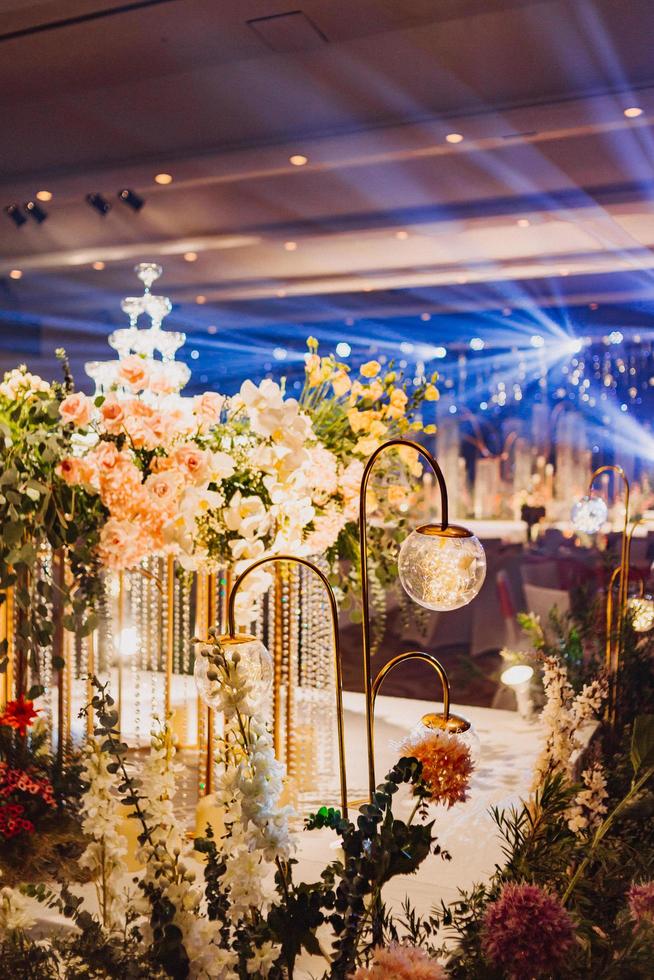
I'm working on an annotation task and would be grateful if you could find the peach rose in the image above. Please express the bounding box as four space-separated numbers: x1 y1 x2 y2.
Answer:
332 372 351 398
56 457 96 487
117 354 149 392
99 398 125 434
59 392 92 428
173 444 211 484
360 360 381 379
97 518 144 570
145 470 183 511
194 392 225 428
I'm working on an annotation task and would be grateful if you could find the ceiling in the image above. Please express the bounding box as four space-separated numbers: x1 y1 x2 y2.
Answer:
1 0 654 387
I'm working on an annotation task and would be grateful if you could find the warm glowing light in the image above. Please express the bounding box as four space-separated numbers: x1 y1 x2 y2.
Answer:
624 107 643 118
470 337 485 351
398 525 486 611
276 289 287 297
284 241 297 251
289 154 308 166
117 626 139 659
501 664 534 687
395 230 409 240
154 172 173 184
530 334 545 348
196 295 207 304
336 342 351 357
421 312 431 322
183 251 198 262
273 347 287 360
207 324 218 335
628 595 654 632
9 269 22 280
36 190 52 202
446 133 464 143
571 495 608 534
433 346 447 358
516 218 530 227
92 261 105 271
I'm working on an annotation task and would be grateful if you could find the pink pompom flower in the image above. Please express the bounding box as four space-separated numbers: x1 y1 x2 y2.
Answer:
481 883 575 977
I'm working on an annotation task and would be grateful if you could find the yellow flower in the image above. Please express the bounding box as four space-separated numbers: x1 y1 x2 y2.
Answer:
348 380 365 405
384 371 397 384
361 360 381 378
386 387 408 419
347 408 366 433
398 444 423 477
355 435 380 457
430 371 439 383
424 384 439 401
366 380 384 401
387 485 408 507
307 336 319 351
368 419 387 439
332 372 351 397
423 424 437 435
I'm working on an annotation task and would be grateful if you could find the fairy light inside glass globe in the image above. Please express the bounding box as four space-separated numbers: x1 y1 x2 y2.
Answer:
628 595 654 633
194 633 273 709
571 495 608 534
398 523 486 611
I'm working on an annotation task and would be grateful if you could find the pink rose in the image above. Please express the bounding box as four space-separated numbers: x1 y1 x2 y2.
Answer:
149 371 178 395
59 392 92 428
173 443 211 484
117 355 149 392
99 398 125 434
90 441 122 472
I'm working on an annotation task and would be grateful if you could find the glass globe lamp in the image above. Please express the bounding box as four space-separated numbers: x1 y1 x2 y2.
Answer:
571 495 608 534
627 595 654 633
418 711 481 764
194 633 273 709
398 524 486 611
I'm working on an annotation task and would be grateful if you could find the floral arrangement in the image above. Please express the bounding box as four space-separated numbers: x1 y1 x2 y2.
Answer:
46 339 437 622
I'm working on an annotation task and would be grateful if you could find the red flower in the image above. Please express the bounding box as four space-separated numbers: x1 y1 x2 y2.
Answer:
0 695 39 736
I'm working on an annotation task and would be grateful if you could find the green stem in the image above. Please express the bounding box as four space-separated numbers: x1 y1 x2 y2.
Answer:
562 765 654 905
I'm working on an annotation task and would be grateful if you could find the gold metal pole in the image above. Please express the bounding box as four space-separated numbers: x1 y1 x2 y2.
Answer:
165 555 174 718
358 438 450 797
0 587 13 709
116 571 125 737
86 629 95 740
228 554 349 818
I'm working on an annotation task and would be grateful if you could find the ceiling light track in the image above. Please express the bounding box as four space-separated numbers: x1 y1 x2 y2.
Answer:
0 0 180 45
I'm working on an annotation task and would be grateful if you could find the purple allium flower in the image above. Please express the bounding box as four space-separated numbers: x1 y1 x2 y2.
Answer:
628 880 654 925
481 883 575 977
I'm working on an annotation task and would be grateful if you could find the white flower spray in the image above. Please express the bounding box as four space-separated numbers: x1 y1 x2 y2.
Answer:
78 738 127 930
533 656 608 835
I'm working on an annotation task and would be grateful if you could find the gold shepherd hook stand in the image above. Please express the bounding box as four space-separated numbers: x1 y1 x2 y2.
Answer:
227 554 349 819
359 438 475 799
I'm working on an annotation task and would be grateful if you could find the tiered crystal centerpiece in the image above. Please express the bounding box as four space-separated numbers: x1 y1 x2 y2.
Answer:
85 262 190 395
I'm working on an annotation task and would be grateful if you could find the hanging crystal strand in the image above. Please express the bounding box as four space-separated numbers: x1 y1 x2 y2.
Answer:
195 573 206 795
132 568 143 745
39 545 54 741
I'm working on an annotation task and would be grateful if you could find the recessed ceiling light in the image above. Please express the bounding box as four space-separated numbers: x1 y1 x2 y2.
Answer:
289 154 308 166
420 312 431 321
207 324 217 334
196 295 207 304
284 241 297 251
559 267 569 276
456 274 468 284
92 261 105 270
276 289 287 297
516 218 530 227
445 132 464 143
35 190 52 202
624 107 643 118
9 269 22 279
183 251 198 262
154 172 173 185
395 230 409 240
362 285 372 292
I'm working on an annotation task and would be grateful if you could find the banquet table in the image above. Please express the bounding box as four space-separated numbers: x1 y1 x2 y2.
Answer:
30 692 541 975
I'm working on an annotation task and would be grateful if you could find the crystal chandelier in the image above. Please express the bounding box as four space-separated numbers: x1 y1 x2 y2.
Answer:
85 262 190 395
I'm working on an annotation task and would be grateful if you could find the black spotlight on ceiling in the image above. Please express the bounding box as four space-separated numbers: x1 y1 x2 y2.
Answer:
24 200 48 223
118 188 144 211
86 193 111 216
5 204 27 227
